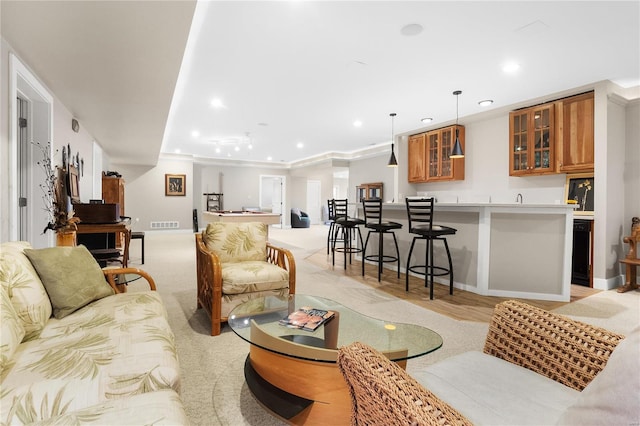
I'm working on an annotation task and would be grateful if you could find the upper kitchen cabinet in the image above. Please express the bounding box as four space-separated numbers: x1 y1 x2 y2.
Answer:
556 92 594 173
509 104 555 176
408 133 427 182
408 125 465 183
427 125 465 181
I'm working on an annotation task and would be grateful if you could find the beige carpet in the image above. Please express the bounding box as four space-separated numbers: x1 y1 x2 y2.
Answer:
125 226 640 426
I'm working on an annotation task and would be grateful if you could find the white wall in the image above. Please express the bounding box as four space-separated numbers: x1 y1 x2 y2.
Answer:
113 158 193 232
1 40 101 245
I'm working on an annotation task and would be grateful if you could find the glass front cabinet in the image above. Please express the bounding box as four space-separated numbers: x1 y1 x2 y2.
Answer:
407 125 465 183
509 104 555 176
356 182 383 201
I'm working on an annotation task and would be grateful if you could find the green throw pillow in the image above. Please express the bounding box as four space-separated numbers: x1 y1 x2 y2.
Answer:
24 245 115 319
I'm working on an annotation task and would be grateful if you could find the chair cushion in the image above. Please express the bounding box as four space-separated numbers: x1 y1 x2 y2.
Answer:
0 242 53 340
24 245 114 319
0 283 25 374
221 261 289 295
413 350 580 425
556 325 640 425
202 222 267 263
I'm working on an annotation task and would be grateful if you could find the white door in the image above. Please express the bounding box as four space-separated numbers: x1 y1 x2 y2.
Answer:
12 54 54 248
260 175 286 228
306 180 321 225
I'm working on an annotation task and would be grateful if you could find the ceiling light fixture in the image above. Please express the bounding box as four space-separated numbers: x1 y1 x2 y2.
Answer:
388 113 398 167
353 120 362 127
451 90 464 158
421 117 433 124
478 100 493 107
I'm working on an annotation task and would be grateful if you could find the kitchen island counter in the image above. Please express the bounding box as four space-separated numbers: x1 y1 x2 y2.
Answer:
357 202 577 301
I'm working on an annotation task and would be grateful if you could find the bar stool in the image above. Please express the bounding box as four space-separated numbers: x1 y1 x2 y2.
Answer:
332 199 364 269
361 198 402 281
326 199 337 255
405 197 457 300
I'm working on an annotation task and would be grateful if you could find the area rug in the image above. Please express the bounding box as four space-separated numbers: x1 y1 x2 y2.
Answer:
132 231 638 426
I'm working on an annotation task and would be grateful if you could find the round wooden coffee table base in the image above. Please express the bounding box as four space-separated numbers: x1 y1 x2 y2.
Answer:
245 345 352 425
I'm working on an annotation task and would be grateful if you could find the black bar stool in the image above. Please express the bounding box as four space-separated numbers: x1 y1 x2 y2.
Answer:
361 198 402 281
405 197 457 300
326 199 337 255
331 199 364 269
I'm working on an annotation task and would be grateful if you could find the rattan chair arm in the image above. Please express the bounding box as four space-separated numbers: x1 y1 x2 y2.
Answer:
483 300 624 391
266 242 296 294
102 267 157 293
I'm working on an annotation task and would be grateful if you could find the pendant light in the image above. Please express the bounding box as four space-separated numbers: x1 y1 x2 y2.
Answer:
387 113 398 167
450 90 464 158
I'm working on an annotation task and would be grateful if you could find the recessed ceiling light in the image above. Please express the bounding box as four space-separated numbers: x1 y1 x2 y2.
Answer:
211 98 225 108
478 100 494 107
401 23 423 36
296 142 304 149
421 117 433 124
191 130 199 138
502 62 520 73
234 146 240 152
267 156 273 161
248 144 253 150
353 120 362 127
174 149 181 154
215 148 221 154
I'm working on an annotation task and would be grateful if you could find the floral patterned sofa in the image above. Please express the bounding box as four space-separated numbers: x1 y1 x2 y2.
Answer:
0 241 188 425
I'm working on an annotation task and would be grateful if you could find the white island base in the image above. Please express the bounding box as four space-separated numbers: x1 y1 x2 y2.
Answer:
360 203 577 302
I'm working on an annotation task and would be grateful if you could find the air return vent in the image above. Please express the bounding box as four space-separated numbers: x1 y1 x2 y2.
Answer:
150 221 179 229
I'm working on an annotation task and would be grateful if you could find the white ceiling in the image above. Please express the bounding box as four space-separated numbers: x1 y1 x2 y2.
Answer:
3 1 639 167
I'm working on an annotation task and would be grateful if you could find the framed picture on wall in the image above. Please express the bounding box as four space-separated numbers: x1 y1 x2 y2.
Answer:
67 165 81 204
165 174 186 196
565 173 594 216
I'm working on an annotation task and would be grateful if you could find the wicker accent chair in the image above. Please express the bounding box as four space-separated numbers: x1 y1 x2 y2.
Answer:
195 222 296 336
338 342 472 426
338 300 628 425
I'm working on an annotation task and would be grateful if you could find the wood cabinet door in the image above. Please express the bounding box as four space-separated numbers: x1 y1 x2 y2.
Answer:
407 133 426 182
426 126 464 182
557 92 594 173
509 105 555 176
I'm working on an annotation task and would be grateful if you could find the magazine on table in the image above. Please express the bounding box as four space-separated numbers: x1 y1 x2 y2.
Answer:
279 306 335 332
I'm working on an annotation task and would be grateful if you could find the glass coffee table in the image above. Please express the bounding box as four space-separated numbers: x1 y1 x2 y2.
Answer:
228 294 442 425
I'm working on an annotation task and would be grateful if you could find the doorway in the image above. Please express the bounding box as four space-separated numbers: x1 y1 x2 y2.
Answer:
260 175 286 228
9 54 54 248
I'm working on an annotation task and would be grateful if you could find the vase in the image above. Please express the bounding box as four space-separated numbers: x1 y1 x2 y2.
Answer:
56 230 77 247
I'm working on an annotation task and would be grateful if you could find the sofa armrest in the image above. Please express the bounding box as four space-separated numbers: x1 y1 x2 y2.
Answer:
337 342 472 426
483 300 624 391
103 267 157 293
266 242 296 294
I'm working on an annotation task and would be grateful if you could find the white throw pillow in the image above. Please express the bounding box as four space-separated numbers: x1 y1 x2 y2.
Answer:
557 325 640 425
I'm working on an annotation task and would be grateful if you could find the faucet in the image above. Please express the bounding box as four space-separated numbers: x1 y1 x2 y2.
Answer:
516 193 523 204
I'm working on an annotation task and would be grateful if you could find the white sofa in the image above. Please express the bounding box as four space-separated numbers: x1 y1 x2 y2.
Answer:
338 300 640 425
0 241 188 425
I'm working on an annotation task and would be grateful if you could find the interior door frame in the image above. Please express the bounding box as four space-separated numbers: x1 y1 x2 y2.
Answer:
8 53 54 246
259 175 286 228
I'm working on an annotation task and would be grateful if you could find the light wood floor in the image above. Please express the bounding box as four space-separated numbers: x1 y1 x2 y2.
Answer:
308 250 599 323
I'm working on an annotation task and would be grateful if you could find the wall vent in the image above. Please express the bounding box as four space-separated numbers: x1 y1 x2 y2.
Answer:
150 221 179 229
